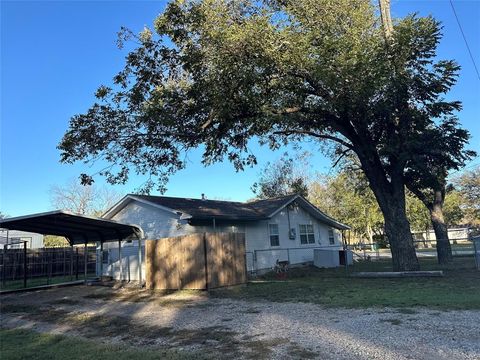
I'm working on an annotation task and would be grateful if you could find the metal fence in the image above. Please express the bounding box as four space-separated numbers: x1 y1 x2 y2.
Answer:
0 246 96 291
246 245 343 274
346 238 475 261
245 237 477 276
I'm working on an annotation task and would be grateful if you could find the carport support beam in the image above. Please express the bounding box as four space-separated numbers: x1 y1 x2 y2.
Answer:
23 241 27 288
84 241 88 284
118 239 122 282
99 240 103 280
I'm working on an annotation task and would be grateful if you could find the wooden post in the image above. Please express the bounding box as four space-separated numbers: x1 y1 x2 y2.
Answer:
137 239 143 287
118 239 122 282
203 233 209 290
23 241 27 288
84 242 88 284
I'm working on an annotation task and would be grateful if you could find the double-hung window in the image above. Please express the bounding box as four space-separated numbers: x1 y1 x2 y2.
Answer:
328 229 335 245
299 224 315 244
269 224 280 246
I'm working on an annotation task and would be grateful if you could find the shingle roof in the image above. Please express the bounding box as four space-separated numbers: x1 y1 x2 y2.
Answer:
132 194 266 220
126 194 349 230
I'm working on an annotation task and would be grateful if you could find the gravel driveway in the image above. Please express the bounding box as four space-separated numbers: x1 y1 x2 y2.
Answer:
1 286 479 359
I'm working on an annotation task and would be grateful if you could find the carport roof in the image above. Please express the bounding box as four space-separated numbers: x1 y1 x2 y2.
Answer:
0 210 143 245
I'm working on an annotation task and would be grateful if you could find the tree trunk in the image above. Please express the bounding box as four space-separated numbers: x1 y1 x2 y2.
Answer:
357 154 420 271
383 199 420 271
429 190 453 264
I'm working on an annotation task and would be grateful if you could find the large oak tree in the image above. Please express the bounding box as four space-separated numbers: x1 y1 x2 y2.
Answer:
59 0 472 271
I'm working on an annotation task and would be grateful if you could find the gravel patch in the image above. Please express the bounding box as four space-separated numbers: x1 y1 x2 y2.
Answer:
1 286 479 359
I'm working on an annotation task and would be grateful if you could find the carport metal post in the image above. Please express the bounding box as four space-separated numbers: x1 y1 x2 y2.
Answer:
118 239 122 282
100 240 104 280
84 241 88 284
23 240 27 288
2 243 7 287
70 244 74 281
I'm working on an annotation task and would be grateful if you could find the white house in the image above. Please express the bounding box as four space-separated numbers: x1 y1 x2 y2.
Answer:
99 194 350 279
0 229 44 249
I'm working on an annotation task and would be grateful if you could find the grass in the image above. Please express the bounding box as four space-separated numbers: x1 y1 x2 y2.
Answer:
211 257 480 310
0 328 203 360
0 273 96 291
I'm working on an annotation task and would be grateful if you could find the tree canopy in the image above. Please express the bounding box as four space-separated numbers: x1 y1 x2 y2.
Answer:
251 152 310 199
50 179 122 216
59 0 473 270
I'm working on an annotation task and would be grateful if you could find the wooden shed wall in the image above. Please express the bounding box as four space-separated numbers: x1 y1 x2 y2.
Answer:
145 232 246 290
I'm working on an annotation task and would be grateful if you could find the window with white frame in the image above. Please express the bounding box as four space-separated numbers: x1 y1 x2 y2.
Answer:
299 224 315 244
328 229 335 245
269 224 279 246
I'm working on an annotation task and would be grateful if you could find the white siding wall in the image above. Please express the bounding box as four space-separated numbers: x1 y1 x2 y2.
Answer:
245 204 342 271
99 199 344 279
0 229 44 249
97 240 145 281
99 200 245 280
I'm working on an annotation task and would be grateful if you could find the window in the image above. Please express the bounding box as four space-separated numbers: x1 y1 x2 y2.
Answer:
328 229 335 245
299 224 315 244
269 224 279 246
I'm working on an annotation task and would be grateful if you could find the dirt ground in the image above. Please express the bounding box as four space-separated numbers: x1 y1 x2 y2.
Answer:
1 285 479 359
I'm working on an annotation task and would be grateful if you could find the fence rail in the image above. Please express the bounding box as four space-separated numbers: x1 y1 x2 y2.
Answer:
0 246 96 290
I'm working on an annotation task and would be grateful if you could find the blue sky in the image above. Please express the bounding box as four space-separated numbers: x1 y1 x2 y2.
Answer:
1 0 479 217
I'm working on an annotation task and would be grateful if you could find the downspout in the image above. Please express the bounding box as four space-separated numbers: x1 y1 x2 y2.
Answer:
286 205 292 237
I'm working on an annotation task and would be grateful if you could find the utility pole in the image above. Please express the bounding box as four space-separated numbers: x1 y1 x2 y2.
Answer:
379 0 394 41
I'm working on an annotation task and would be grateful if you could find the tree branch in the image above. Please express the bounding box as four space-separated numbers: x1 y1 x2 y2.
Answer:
332 148 352 168
273 130 355 150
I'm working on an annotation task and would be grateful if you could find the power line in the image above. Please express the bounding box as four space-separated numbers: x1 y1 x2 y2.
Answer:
449 0 480 82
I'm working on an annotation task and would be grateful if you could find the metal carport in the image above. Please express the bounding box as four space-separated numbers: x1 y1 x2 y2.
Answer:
0 210 144 284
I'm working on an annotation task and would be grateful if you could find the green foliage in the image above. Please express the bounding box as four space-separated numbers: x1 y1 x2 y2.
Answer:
443 189 465 226
251 152 310 199
453 166 480 226
43 235 68 247
309 170 384 243
405 191 430 232
59 0 470 196
58 0 474 269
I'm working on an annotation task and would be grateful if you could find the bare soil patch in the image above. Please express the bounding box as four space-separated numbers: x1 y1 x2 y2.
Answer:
1 285 479 359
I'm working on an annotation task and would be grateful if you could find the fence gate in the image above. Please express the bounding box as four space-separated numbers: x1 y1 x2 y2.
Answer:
145 232 246 290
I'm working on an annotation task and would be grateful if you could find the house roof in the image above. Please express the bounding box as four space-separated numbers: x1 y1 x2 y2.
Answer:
132 194 266 220
104 194 350 230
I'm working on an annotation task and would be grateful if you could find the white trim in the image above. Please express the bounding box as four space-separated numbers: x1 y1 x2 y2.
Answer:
267 195 301 218
267 195 350 230
268 223 280 247
299 223 315 245
102 195 187 219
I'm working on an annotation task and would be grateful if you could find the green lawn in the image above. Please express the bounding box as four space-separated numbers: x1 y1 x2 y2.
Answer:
211 257 480 309
0 328 204 360
0 273 96 291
